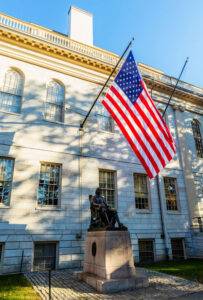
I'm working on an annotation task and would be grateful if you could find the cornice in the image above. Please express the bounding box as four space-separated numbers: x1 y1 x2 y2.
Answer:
0 18 202 107
0 26 114 76
0 41 108 86
143 76 203 107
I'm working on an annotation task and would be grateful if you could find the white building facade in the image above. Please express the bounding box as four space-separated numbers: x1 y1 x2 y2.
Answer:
0 7 202 274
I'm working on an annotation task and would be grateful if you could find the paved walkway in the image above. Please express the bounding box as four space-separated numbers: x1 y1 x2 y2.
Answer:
25 268 203 300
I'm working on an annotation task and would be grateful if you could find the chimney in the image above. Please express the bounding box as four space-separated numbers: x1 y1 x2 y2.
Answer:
68 6 93 46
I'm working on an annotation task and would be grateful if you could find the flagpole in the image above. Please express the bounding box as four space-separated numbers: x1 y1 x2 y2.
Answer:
162 57 189 117
80 38 134 130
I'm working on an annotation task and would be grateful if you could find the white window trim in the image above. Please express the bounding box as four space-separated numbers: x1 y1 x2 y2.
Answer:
138 238 155 263
32 241 59 271
0 156 15 207
44 80 65 123
0 68 24 114
163 177 181 214
191 119 203 159
98 168 118 209
0 242 5 264
134 173 152 213
171 238 187 260
36 161 62 208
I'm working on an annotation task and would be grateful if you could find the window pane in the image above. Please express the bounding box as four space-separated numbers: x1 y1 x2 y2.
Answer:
97 102 114 132
0 157 14 205
99 170 116 208
33 242 56 271
3 69 23 95
45 81 64 122
38 163 61 206
191 119 203 158
0 69 23 113
0 243 4 263
138 240 154 263
134 174 149 209
171 238 185 260
164 177 178 211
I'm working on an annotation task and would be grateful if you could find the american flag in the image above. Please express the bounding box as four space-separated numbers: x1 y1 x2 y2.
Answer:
102 51 176 179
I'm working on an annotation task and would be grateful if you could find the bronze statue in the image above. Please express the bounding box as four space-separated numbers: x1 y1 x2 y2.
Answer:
88 188 127 231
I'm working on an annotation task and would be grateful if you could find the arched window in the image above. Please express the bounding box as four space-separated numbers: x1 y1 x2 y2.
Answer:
191 119 203 158
45 80 65 122
0 69 24 113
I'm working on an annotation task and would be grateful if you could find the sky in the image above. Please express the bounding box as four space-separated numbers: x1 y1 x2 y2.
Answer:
0 0 203 87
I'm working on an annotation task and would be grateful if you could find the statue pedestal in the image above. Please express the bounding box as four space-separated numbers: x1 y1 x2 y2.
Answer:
78 231 149 293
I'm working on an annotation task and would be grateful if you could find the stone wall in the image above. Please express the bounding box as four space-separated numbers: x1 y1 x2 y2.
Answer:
0 51 202 274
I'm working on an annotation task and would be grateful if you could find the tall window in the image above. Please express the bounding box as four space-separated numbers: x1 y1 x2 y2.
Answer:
98 102 114 132
45 80 65 122
0 157 14 206
37 162 61 206
171 238 185 260
99 170 116 208
0 243 4 263
0 69 24 113
164 177 178 211
33 242 57 271
191 119 203 158
134 173 149 210
138 240 154 263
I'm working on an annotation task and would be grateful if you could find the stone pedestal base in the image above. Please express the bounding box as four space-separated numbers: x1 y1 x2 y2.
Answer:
79 230 149 293
78 271 149 293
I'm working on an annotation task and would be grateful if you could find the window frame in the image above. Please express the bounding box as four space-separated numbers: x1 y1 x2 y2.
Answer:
44 80 65 123
97 102 115 133
0 156 15 207
171 238 186 260
37 161 62 208
0 242 4 264
0 68 24 114
191 119 203 159
98 169 117 209
33 241 58 271
138 239 155 263
163 177 180 213
98 114 115 133
133 173 151 212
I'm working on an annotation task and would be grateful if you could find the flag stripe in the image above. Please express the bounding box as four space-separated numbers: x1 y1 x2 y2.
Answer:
109 86 167 167
155 108 176 150
141 90 176 152
135 97 174 160
110 84 171 165
141 79 170 137
143 92 170 139
101 51 176 178
103 96 158 176
138 94 175 156
102 99 155 178
105 93 161 173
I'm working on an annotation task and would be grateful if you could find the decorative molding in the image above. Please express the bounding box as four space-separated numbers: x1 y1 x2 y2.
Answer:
143 76 203 107
0 27 116 76
171 104 185 112
0 13 202 107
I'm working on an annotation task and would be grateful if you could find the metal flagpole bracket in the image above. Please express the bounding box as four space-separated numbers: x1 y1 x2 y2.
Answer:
79 37 134 130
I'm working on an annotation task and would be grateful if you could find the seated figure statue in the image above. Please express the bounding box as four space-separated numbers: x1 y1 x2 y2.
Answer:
88 187 127 231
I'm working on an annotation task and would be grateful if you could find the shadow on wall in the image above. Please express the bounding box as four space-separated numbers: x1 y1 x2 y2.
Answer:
0 75 201 272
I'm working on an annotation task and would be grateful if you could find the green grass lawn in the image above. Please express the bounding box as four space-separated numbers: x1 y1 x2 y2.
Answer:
142 259 203 283
0 274 40 300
